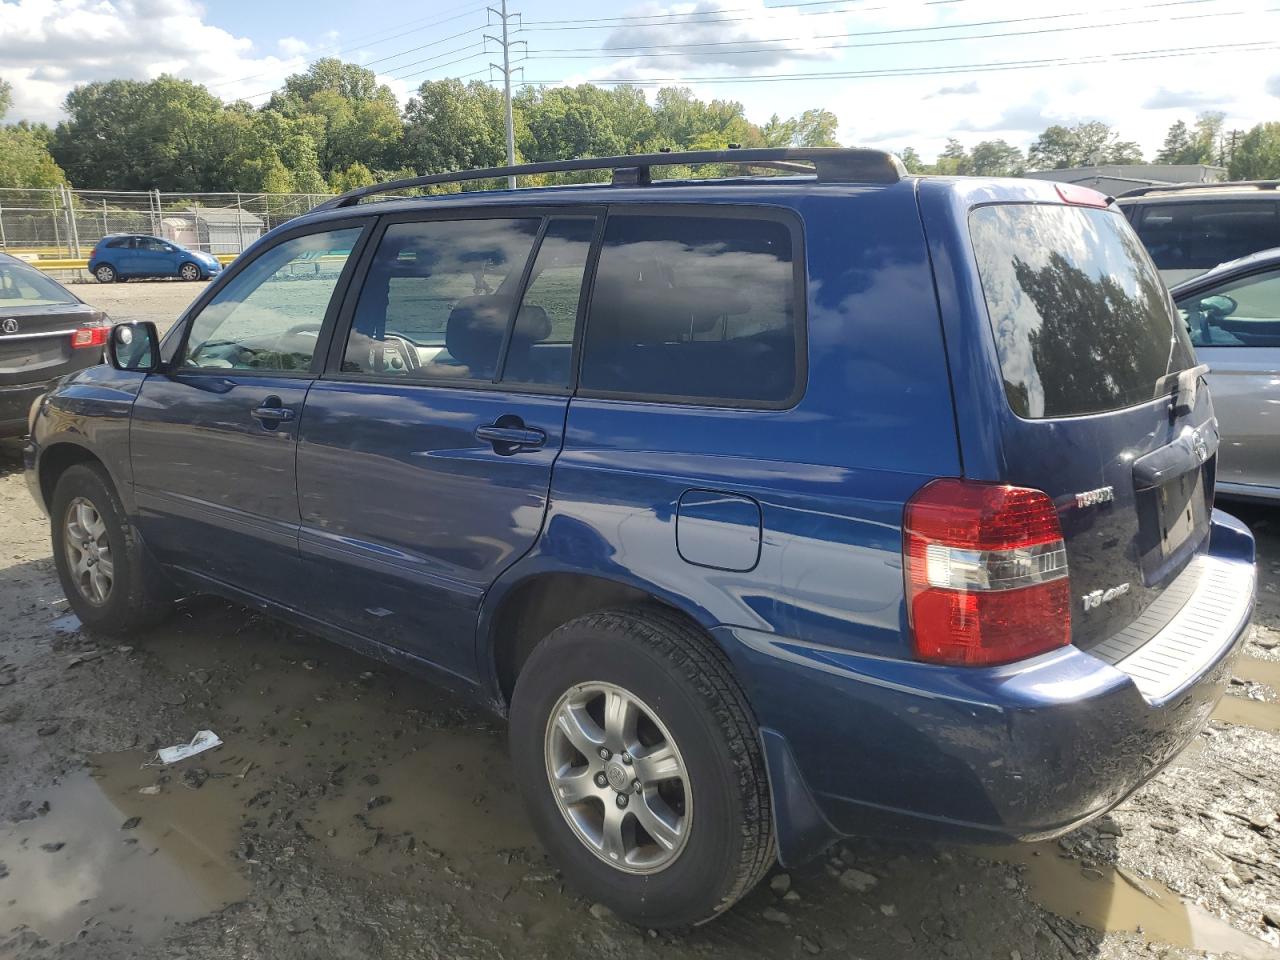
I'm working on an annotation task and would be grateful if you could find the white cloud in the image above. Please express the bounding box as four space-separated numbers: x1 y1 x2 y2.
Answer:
0 0 310 121
278 36 310 58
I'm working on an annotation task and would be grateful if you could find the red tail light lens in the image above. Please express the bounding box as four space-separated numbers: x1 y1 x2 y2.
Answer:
904 479 1070 666
71 325 109 349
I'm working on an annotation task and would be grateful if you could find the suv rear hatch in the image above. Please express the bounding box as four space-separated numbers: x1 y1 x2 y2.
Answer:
963 193 1212 653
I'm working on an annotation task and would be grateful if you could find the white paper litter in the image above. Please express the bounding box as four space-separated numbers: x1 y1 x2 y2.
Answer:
153 729 223 764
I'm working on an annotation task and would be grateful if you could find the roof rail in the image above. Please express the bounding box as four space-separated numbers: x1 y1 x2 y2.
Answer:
1116 179 1280 199
315 147 906 211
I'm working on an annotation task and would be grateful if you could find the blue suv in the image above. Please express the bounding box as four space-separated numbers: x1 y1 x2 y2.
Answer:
24 150 1256 928
88 234 222 283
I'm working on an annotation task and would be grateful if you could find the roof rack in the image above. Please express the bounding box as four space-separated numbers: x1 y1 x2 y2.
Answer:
1116 179 1280 199
315 147 906 211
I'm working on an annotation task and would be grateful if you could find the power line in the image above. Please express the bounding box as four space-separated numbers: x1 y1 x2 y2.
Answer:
529 3 1266 60
534 0 1215 53
520 37 1280 86
213 2 490 89
519 0 967 28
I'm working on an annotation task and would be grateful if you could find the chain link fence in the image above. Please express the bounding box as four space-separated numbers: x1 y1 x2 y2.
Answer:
0 187 333 261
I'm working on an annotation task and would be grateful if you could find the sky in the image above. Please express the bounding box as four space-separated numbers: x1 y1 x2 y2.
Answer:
2 0 1280 163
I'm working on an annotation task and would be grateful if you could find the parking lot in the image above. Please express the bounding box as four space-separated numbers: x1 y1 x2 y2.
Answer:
0 279 1273 959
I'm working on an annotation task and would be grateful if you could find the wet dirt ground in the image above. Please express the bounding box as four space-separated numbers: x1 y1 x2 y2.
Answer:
2 452 1280 959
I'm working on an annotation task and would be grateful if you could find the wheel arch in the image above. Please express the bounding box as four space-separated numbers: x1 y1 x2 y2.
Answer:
37 441 112 513
479 564 724 711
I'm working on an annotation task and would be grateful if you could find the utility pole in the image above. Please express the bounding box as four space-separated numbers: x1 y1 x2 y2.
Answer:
487 0 525 189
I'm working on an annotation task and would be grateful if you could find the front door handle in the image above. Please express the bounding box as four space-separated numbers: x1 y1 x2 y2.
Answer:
475 422 547 451
251 396 295 429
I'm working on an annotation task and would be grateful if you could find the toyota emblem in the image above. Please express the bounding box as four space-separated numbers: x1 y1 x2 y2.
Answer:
1192 429 1209 464
0 318 17 335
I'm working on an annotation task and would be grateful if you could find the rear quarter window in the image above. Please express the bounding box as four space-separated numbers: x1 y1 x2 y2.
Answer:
580 212 802 406
969 203 1195 419
1134 200 1280 272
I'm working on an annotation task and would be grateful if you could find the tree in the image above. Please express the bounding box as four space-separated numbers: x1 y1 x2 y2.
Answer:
0 124 68 188
1028 121 1142 169
897 147 928 173
0 79 11 119
52 76 227 189
330 162 376 193
1156 112 1226 166
934 138 973 175
268 59 402 177
1229 122 1280 180
1155 120 1195 164
763 109 839 148
970 140 1024 177
1193 110 1225 166
404 79 508 174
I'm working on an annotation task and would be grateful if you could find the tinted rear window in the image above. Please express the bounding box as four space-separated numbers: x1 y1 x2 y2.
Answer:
1133 200 1280 272
580 214 800 405
970 203 1195 419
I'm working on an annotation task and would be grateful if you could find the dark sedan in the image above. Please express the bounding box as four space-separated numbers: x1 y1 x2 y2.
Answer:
0 253 109 437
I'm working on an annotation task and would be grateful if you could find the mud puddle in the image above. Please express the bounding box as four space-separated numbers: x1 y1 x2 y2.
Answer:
1212 695 1280 733
1235 655 1280 692
991 844 1280 959
0 752 247 946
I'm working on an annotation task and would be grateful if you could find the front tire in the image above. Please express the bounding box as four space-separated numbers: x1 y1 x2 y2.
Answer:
509 607 774 927
179 262 201 281
50 463 174 633
94 264 116 283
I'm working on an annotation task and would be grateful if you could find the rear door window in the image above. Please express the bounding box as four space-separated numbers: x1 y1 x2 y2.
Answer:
580 212 801 406
969 203 1195 419
342 218 542 382
1134 200 1280 272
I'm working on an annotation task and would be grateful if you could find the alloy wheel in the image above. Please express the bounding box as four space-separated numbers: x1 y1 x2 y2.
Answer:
544 681 692 874
63 497 113 605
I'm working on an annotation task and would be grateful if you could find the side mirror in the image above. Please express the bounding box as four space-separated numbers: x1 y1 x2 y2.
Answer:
107 321 161 373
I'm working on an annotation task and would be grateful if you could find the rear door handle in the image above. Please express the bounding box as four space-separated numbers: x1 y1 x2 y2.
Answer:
475 423 547 449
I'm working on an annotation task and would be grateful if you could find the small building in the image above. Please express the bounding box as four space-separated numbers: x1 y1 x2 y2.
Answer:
1023 164 1227 197
160 207 263 254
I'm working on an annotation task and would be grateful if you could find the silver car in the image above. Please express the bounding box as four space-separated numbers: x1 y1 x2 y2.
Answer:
1172 247 1280 501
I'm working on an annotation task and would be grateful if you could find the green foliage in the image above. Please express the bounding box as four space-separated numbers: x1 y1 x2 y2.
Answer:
970 140 1025 177
1028 121 1143 169
330 162 377 193
1156 112 1226 166
0 124 68 188
0 79 12 119
405 79 509 173
763 109 839 148
1229 122 1280 180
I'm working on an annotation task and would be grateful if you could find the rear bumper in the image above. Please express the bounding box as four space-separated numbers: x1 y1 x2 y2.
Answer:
0 380 53 437
720 509 1256 866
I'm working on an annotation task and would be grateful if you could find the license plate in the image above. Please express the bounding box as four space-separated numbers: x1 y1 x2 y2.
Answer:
1159 466 1208 558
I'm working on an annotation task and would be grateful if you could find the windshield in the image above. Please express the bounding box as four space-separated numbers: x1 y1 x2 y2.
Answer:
0 258 78 307
969 203 1196 419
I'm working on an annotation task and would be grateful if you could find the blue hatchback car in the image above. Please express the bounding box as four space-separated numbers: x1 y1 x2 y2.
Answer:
87 233 222 283
24 150 1256 927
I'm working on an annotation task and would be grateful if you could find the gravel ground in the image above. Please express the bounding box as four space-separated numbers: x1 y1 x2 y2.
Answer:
70 278 211 331
1 282 1278 959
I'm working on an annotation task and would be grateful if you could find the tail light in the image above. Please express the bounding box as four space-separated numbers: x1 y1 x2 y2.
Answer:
71 324 109 349
903 479 1070 666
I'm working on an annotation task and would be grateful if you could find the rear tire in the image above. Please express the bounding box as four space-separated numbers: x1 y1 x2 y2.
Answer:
94 264 116 283
50 463 174 634
509 606 775 927
179 262 201 281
